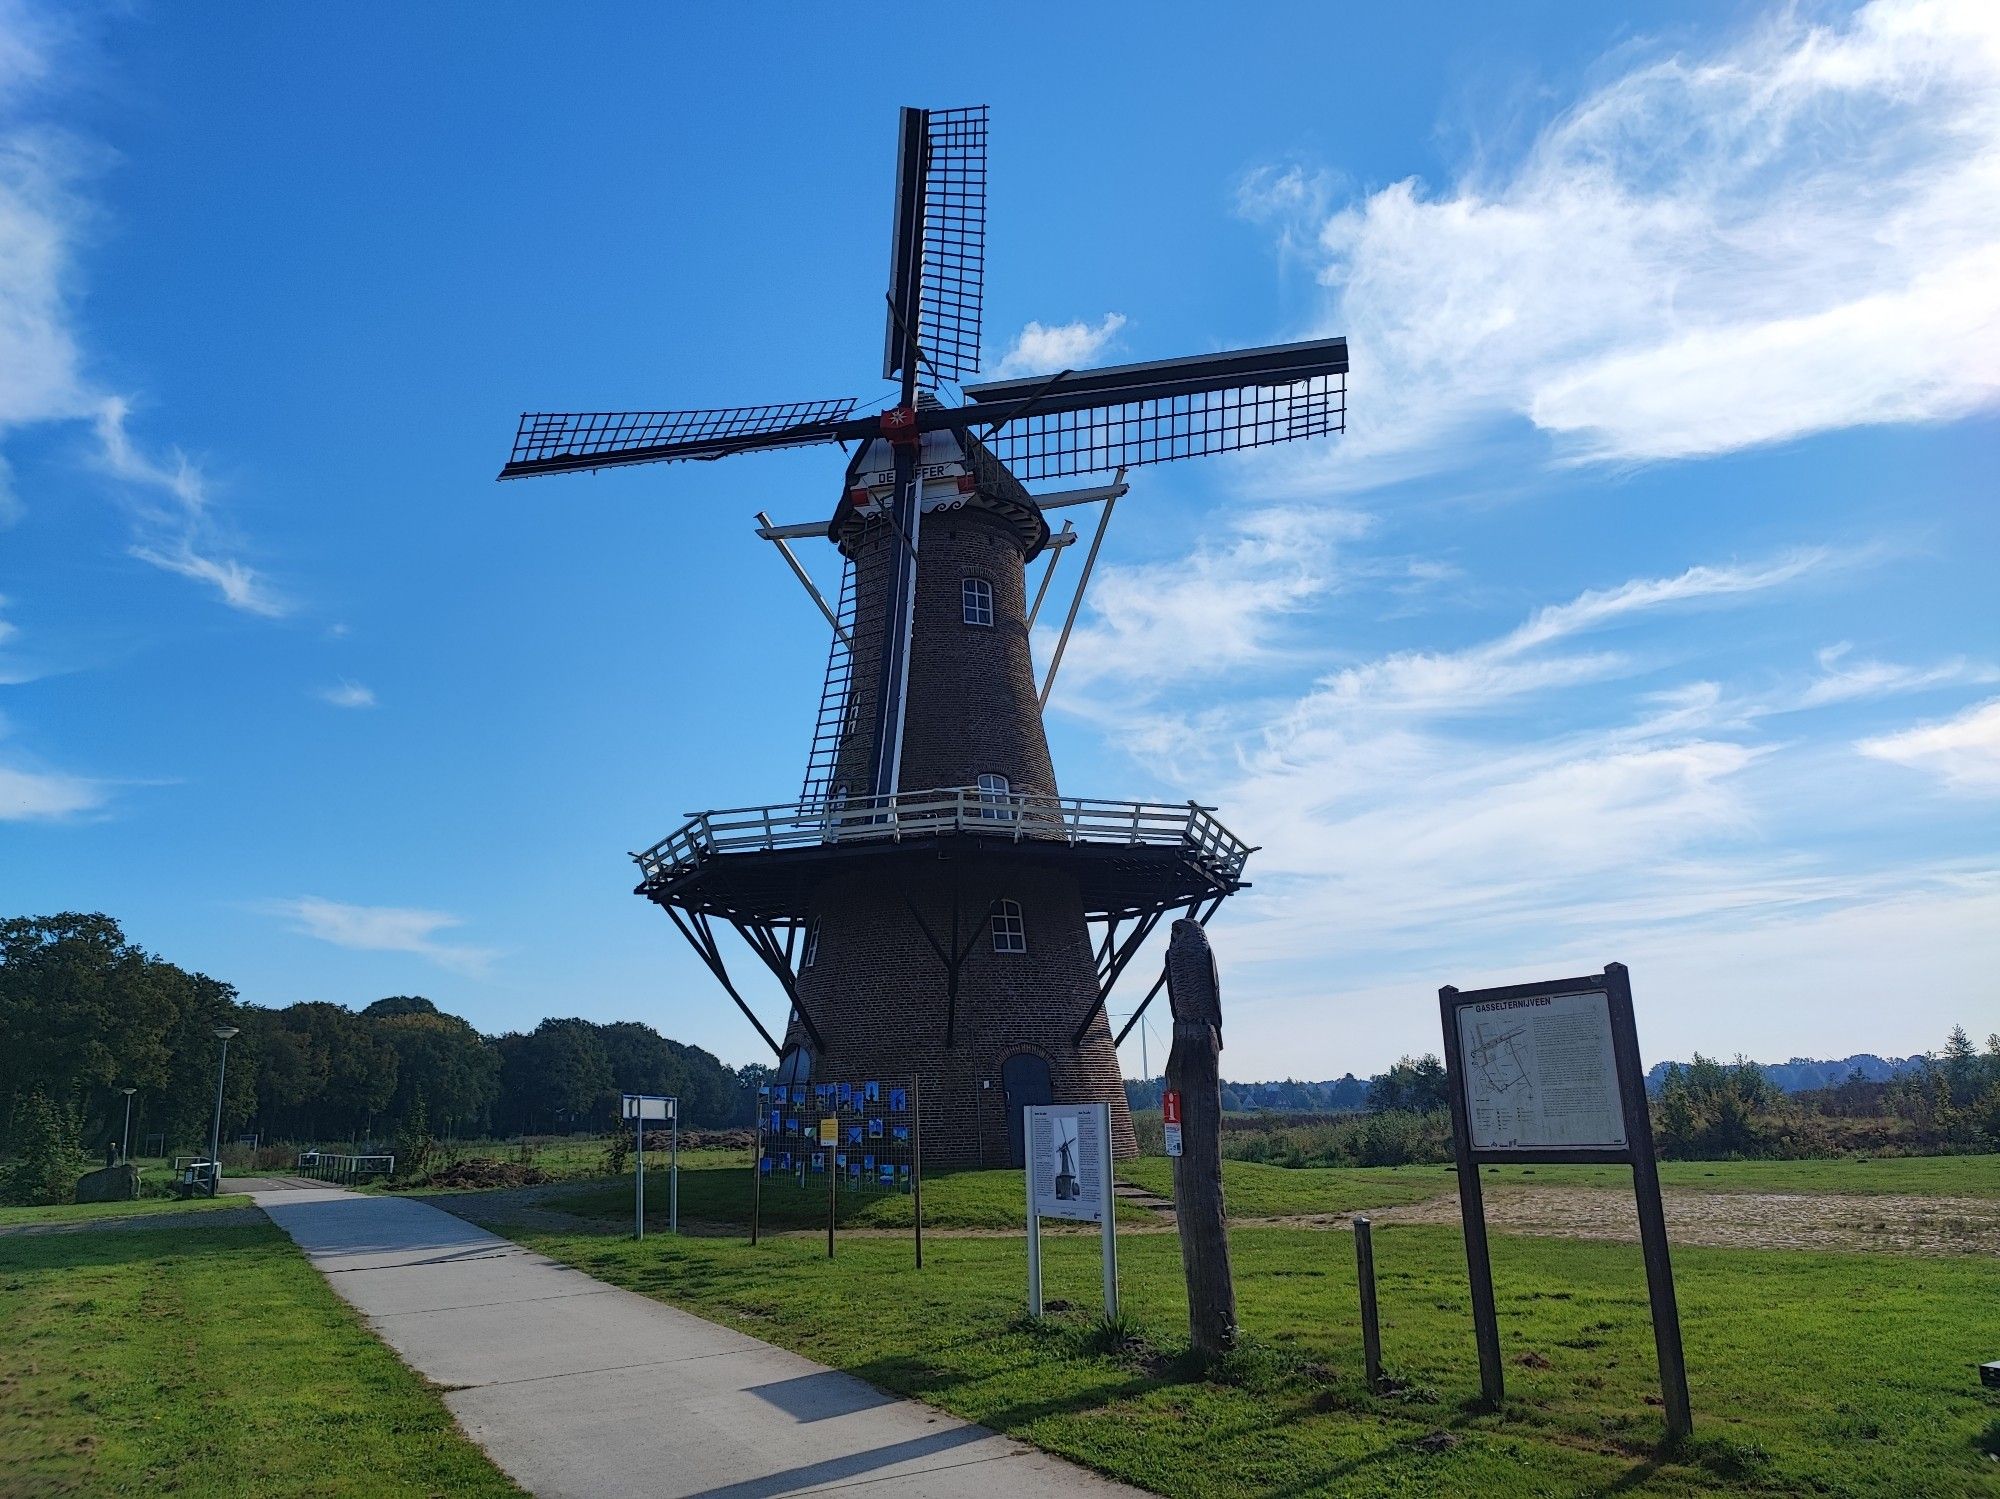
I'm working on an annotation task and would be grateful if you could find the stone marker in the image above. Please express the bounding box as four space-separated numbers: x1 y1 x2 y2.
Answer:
1164 918 1237 1356
75 1163 141 1204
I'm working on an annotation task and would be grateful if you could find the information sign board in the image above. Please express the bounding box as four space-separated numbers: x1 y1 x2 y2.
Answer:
1023 1102 1119 1320
1455 990 1625 1150
752 1079 923 1265
1029 1104 1108 1223
620 1094 678 1240
1162 1089 1183 1158
1440 964 1688 1440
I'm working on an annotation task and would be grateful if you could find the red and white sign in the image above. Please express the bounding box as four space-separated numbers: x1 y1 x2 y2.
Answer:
1162 1090 1183 1158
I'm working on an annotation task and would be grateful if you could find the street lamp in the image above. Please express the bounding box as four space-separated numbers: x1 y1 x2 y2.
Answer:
208 1025 240 1197
119 1087 137 1165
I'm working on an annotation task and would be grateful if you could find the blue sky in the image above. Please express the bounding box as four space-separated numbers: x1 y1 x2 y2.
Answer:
2 1 1994 1079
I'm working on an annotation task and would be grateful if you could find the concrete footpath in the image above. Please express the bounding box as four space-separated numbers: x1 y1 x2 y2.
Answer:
254 1187 1145 1499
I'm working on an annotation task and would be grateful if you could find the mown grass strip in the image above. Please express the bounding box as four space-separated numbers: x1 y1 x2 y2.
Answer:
0 1219 521 1497
489 1214 2000 1498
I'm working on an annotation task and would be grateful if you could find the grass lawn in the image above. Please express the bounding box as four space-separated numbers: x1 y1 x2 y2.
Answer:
1128 1153 2000 1215
0 1192 253 1229
0 1219 520 1497
1460 1153 2000 1198
1122 1157 1450 1216
491 1149 1999 1241
495 1215 2000 1498
537 1152 1178 1231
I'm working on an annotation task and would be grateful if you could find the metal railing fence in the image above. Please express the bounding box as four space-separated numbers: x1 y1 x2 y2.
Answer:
632 786 1251 888
295 1151 396 1184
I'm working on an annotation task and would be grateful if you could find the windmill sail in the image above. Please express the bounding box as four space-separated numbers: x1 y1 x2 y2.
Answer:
959 338 1347 480
882 105 988 388
500 399 859 479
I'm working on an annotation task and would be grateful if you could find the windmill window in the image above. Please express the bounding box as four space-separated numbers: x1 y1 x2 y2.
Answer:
802 917 822 969
962 577 994 627
976 773 1011 819
991 899 1026 953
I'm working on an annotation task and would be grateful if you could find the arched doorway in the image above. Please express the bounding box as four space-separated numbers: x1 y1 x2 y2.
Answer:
1001 1052 1052 1168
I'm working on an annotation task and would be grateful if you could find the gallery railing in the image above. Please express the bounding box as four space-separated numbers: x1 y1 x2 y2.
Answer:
634 787 1251 888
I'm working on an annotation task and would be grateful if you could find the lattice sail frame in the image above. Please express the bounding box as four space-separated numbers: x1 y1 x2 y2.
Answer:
506 399 858 475
914 106 987 385
980 370 1345 481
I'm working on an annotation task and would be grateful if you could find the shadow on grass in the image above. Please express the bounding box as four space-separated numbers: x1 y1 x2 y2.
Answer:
0 1219 283 1276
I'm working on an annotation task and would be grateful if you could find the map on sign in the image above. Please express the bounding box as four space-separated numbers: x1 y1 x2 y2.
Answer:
1028 1104 1108 1223
1457 990 1627 1150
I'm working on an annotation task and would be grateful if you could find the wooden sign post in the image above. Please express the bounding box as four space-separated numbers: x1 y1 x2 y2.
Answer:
1439 963 1690 1440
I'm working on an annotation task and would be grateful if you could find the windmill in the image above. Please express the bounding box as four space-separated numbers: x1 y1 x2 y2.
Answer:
500 105 1346 1165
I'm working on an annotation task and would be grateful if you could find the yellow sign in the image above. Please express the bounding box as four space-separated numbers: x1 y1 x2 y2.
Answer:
818 1116 838 1146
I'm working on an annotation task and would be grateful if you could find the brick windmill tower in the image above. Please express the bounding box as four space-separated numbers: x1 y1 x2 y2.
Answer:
501 106 1346 1165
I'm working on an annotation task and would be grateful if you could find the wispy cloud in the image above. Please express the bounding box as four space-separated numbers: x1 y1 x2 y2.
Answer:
992 313 1127 378
1052 506 1364 698
316 679 376 710
0 14 283 611
1083 548 1969 1062
1795 643 1996 709
0 706 104 820
1252 0 2000 492
264 896 497 976
0 759 104 819
1857 696 2000 794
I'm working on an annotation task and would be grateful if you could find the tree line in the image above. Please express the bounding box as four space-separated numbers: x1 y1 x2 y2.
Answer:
0 913 759 1181
1131 1041 2000 1170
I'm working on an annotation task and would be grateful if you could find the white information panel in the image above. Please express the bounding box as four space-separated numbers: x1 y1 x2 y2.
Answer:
1023 1101 1119 1320
623 1094 675 1121
1457 991 1626 1150
1027 1104 1109 1223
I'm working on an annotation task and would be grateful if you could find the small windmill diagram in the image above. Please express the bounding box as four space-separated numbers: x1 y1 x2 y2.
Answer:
500 106 1347 1166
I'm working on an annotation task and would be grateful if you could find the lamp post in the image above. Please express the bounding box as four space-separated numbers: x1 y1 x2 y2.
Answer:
119 1087 137 1165
208 1025 239 1196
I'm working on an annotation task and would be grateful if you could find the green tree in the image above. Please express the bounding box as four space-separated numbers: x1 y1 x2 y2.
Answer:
6 1089 86 1205
1367 1055 1449 1114
373 1008 498 1138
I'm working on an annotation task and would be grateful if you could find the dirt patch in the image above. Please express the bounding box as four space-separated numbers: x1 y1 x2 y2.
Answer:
1363 1185 2000 1255
391 1160 556 1192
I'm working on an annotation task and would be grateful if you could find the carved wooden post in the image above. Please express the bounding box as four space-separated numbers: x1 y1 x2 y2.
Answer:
1164 918 1237 1357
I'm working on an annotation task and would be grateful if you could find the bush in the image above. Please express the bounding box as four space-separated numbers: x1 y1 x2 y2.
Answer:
1222 1109 1452 1168
5 1090 87 1206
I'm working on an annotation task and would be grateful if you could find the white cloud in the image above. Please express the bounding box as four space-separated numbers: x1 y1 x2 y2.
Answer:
1051 506 1362 697
316 679 376 709
0 16 282 612
265 896 496 976
1856 696 2000 792
97 399 289 616
0 704 104 819
1258 0 2000 491
1795 643 1995 709
1081 550 1948 1067
992 313 1127 378
0 759 103 818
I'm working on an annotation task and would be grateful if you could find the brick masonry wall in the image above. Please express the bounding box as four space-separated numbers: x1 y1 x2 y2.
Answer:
788 857 1136 1166
789 498 1135 1164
